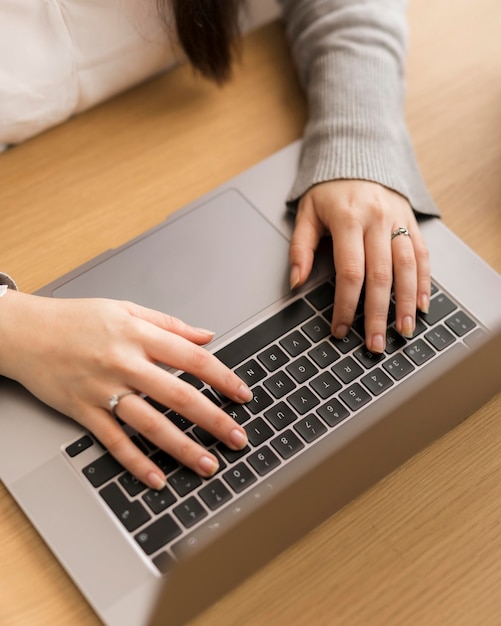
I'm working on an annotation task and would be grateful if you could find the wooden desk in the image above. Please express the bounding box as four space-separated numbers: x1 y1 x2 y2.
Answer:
1 1 500 624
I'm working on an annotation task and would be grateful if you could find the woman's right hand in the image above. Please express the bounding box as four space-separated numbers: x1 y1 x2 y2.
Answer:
0 290 252 490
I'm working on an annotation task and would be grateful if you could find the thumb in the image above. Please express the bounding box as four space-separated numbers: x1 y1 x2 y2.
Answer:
289 198 323 289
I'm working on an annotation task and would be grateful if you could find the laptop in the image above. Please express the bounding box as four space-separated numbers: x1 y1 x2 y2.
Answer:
1 141 500 626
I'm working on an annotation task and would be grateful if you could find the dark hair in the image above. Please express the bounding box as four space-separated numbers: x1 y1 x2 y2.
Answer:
157 0 243 83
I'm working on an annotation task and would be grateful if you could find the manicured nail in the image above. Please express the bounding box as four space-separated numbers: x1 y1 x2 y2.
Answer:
148 472 167 491
237 383 253 403
401 315 415 338
290 265 300 290
370 333 385 354
334 324 349 339
198 455 219 477
196 327 216 336
229 428 248 450
419 294 429 314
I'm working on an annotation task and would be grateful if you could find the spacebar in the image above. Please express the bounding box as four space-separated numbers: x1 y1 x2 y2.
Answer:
215 298 315 369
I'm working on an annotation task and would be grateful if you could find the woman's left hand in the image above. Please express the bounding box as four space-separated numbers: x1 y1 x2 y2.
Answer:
288 179 431 353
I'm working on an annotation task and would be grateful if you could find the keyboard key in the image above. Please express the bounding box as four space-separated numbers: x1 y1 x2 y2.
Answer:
248 446 281 476
339 383 372 411
294 414 327 443
404 339 436 365
234 359 266 387
286 355 318 384
332 356 364 384
179 372 204 389
330 330 362 354
166 410 192 431
216 298 314 368
361 368 394 396
223 462 257 493
302 316 331 343
66 435 93 457
150 450 179 476
119 472 147 497
83 453 123 488
135 514 182 555
308 341 340 368
143 487 177 514
168 468 202 497
305 281 334 311
199 479 233 510
271 430 305 459
100 483 151 532
223 402 251 425
257 345 289 372
173 496 207 529
264 371 296 399
445 310 476 337
310 371 342 399
421 293 457 325
317 398 350 427
216 442 249 463
246 385 274 414
192 426 217 447
287 387 321 414
383 354 415 380
152 551 176 574
424 325 456 351
264 401 297 430
245 417 274 446
385 327 406 354
280 329 311 357
353 347 384 369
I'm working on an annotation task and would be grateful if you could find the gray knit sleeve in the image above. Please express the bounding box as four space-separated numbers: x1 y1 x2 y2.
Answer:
279 0 439 217
0 272 18 291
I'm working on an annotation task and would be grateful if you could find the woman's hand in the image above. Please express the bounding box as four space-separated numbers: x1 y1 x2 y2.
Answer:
289 180 431 353
0 291 252 490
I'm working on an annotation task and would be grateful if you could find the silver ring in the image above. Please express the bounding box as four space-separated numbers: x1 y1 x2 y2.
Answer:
108 390 137 418
391 227 411 240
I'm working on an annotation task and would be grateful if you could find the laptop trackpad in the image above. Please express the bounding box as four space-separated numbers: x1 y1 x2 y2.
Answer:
52 189 292 338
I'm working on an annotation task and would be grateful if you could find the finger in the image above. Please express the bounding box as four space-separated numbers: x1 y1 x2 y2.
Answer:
392 229 418 338
125 364 248 452
412 229 431 314
363 225 393 353
140 327 253 404
330 221 365 338
289 198 324 289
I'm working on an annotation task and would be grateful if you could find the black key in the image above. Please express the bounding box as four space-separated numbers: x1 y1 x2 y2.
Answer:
287 387 320 415
263 371 296 399
421 293 457 325
385 327 406 354
310 371 342 399
179 372 204 389
302 316 331 343
361 368 394 396
223 462 257 493
193 426 217 447
248 446 281 476
152 551 176 574
216 442 249 463
119 472 147 497
66 435 93 457
280 329 312 357
339 383 372 411
83 453 123 488
150 450 179 476
245 417 274 446
202 389 222 406
294 414 327 443
286 355 318 384
99 483 151 532
215 298 314 368
332 356 364 384
144 396 168 413
322 305 334 324
166 410 192 432
135 514 182 555
223 403 251 425
271 430 305 459
409 317 427 338
246 385 274 414
404 339 436 365
305 281 334 311
168 468 202 497
330 330 362 354
257 345 289 372
445 310 476 337
234 359 266 387
143 487 177 514
199 479 232 510
425 325 456 351
383 354 415 380
353 347 384 369
308 341 340 368
264 401 297 430
317 398 350 427
130 435 149 456
173 496 207 528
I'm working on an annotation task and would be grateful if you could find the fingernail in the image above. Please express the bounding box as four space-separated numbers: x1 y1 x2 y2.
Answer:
236 383 253 403
195 327 216 336
198 455 219 477
370 333 385 354
419 294 429 314
290 265 300 290
334 324 349 339
148 472 167 491
229 428 248 450
401 315 415 338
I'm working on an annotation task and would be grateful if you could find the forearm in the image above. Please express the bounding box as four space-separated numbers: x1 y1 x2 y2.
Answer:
280 0 439 216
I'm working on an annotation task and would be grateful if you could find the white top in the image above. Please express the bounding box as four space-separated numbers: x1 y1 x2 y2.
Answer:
0 0 177 147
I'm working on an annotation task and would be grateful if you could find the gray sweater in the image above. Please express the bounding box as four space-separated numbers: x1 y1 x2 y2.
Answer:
1 0 438 287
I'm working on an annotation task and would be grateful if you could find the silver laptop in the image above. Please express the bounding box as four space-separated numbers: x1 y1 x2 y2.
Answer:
1 141 500 626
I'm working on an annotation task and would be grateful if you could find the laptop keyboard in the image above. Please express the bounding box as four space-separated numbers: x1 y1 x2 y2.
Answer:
64 278 481 573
